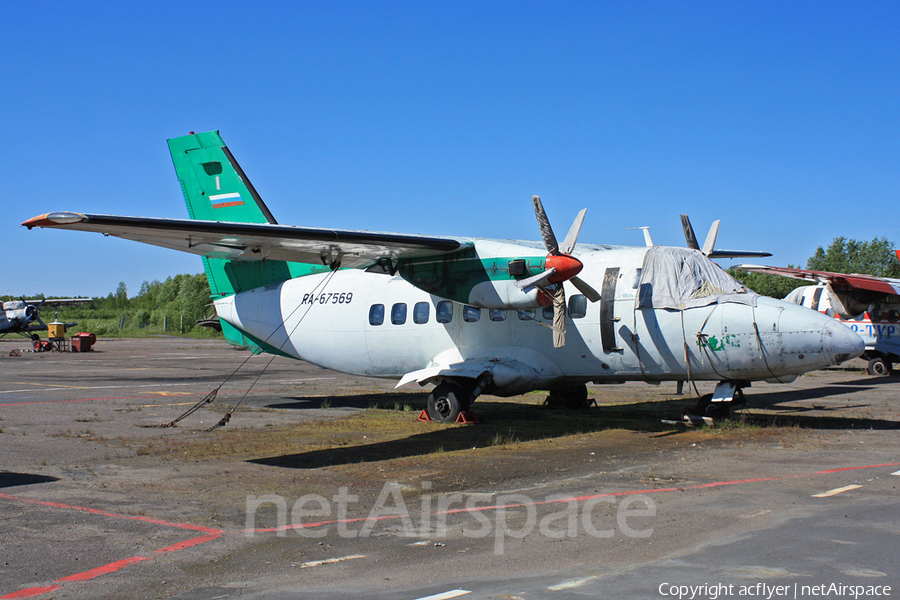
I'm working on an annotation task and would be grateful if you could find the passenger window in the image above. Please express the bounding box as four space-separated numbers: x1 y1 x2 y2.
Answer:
369 304 385 326
489 309 506 321
568 294 587 319
436 301 453 323
413 302 430 324
391 303 407 325
517 309 535 321
542 306 554 320
463 306 481 322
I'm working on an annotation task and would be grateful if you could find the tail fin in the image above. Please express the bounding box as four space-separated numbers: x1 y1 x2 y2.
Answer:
168 131 325 352
168 131 278 226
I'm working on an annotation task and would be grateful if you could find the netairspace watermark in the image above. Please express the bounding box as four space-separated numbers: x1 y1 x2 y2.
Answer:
245 481 656 554
659 582 893 600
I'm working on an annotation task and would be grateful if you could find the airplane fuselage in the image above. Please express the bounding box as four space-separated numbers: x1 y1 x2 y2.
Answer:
0 301 37 336
215 246 862 396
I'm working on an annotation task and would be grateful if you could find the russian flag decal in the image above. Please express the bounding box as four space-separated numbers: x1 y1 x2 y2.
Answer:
209 192 244 209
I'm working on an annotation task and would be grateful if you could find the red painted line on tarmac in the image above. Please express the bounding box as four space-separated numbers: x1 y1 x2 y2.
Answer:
241 461 900 533
243 513 409 533
0 585 62 599
56 556 151 582
0 493 223 599
0 493 222 535
815 462 900 474
155 533 222 553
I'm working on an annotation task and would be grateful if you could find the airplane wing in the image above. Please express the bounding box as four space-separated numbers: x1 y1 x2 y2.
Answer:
24 298 90 306
736 264 900 296
22 212 469 269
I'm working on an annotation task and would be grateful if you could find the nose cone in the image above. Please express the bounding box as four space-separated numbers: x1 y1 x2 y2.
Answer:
822 318 865 366
772 298 865 372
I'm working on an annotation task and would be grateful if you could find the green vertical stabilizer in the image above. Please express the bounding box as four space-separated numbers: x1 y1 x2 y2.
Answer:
168 131 328 351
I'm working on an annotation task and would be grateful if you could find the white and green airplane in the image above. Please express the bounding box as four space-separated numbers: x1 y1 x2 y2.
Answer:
23 132 863 422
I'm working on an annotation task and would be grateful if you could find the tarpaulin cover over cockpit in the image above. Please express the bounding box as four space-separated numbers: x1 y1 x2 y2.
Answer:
636 247 757 310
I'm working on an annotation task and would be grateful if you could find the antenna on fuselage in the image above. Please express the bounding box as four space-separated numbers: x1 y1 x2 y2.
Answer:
626 226 653 247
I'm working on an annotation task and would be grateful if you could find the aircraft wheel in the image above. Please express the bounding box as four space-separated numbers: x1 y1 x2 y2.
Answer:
426 383 468 423
30 334 40 342
545 384 589 409
867 357 892 376
696 395 730 420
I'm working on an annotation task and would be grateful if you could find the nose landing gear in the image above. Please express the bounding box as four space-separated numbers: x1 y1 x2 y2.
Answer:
667 381 747 425
866 356 893 376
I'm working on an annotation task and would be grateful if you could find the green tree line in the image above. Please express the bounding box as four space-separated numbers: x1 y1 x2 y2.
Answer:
3 274 221 338
729 236 898 298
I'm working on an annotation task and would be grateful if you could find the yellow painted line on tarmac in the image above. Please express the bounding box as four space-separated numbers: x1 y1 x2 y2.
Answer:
812 484 862 498
136 402 199 407
141 391 193 396
6 382 92 389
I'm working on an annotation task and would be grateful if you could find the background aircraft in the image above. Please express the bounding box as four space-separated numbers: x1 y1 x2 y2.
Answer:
0 298 85 339
23 132 863 421
737 263 900 376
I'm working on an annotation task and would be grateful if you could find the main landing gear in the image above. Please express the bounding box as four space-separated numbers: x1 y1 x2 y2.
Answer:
423 379 595 423
424 374 493 423
426 382 472 423
543 383 592 410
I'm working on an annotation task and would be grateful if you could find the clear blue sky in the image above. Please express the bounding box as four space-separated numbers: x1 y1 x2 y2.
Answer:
3 1 898 298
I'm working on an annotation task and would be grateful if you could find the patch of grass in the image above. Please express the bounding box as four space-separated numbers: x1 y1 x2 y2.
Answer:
489 428 520 447
116 389 828 474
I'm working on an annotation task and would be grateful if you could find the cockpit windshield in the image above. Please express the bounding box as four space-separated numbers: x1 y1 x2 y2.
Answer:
636 247 756 310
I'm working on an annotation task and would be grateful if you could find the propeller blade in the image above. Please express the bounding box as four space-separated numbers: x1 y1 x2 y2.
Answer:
514 267 557 290
553 286 566 348
701 220 720 257
680 214 699 250
560 208 587 255
570 276 601 302
532 195 559 255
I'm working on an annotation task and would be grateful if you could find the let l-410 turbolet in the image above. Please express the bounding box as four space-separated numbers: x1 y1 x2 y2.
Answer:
23 131 863 422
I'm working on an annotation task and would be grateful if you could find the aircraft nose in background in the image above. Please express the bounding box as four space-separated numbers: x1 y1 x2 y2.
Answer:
823 319 865 366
